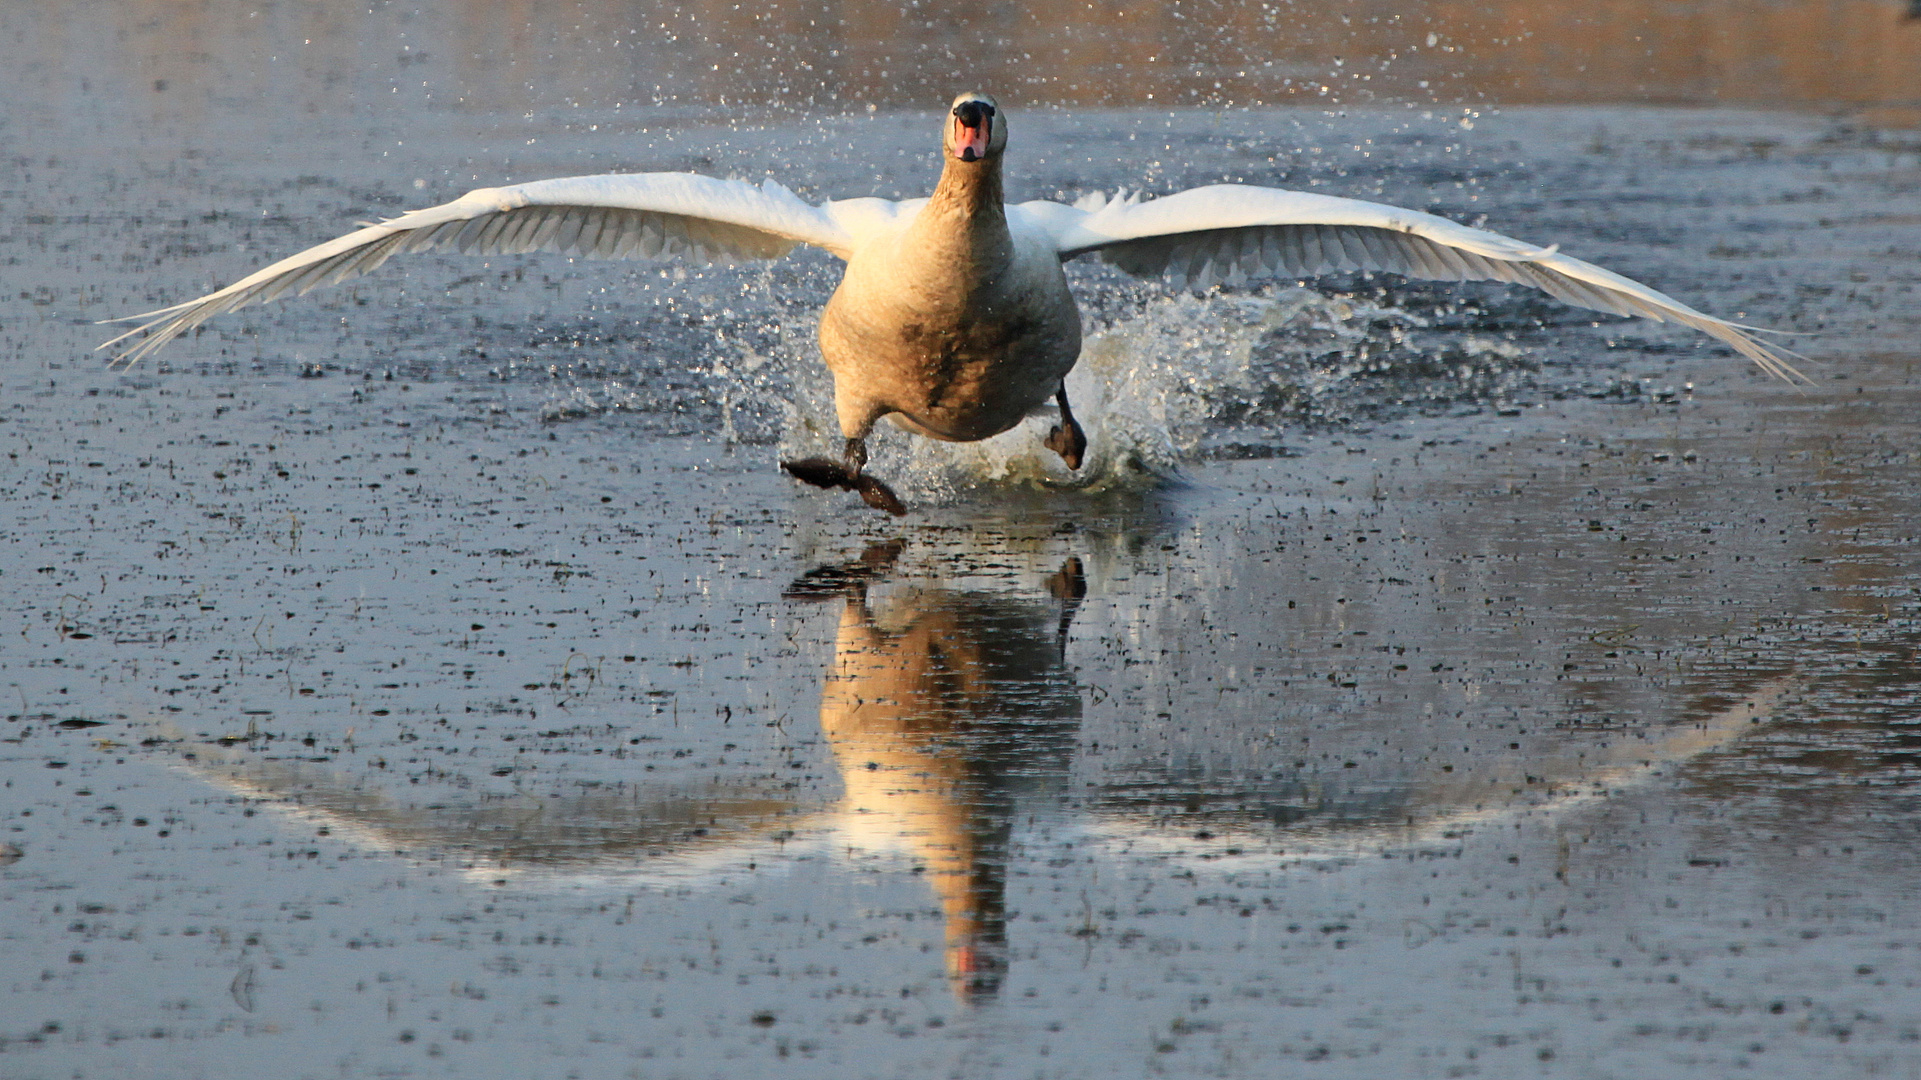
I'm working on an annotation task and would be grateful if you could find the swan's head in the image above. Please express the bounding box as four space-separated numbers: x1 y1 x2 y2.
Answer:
944 92 1005 164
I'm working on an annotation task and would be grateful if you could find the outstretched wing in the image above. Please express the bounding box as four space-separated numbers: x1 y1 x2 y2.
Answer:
1050 185 1805 382
101 172 855 365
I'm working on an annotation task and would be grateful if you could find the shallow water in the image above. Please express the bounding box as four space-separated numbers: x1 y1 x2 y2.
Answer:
6 7 1921 1080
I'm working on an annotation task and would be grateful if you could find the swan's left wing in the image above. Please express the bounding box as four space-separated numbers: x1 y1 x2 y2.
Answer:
101 172 853 365
1049 185 1804 382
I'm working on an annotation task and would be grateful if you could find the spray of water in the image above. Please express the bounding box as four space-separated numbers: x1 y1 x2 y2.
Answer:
540 277 1535 503
772 285 1465 503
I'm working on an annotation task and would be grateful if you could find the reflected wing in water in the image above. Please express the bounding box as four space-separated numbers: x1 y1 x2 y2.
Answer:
1086 676 1797 856
171 746 819 877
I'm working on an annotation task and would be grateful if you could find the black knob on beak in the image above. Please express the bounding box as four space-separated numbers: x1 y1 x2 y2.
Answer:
952 100 996 128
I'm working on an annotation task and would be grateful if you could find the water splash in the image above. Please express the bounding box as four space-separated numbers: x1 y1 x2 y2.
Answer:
774 284 1529 502
541 280 1538 501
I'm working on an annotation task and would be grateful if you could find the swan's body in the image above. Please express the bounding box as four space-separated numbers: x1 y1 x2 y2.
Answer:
103 92 1804 514
822 198 1080 446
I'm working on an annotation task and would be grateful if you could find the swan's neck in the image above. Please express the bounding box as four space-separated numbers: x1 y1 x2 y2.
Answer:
914 157 1010 277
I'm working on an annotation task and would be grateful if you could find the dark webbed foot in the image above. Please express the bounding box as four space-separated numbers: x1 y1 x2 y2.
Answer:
1043 423 1085 471
781 457 854 490
1044 386 1088 471
853 474 905 515
780 437 906 516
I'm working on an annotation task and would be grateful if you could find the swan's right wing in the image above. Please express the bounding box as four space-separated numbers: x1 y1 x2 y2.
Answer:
101 172 854 364
1048 186 1806 382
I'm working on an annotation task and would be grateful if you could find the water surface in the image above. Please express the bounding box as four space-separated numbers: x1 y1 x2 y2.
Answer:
3 6 1921 1079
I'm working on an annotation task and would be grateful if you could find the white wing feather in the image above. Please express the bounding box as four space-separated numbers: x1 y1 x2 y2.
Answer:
1052 185 1805 382
101 172 854 364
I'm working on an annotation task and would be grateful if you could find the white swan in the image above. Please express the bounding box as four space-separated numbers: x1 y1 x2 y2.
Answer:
103 91 1805 514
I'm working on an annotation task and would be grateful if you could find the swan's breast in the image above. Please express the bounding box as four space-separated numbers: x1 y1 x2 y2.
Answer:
821 219 1080 441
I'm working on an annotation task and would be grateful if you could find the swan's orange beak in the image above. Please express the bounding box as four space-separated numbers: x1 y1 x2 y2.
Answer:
951 101 994 162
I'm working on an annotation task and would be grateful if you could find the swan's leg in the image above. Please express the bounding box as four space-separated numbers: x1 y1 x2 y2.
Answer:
1042 385 1088 471
843 436 905 516
780 404 870 491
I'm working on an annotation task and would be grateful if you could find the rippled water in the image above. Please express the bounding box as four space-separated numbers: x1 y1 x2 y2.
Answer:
5 5 1921 1079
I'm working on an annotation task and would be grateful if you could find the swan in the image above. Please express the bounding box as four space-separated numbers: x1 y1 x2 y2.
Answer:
102 91 1805 514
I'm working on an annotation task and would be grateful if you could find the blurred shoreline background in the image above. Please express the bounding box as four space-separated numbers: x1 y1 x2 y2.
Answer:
10 0 1920 126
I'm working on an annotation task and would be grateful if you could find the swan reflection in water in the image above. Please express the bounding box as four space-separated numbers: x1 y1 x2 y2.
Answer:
163 541 1088 1002
161 541 1795 1004
792 541 1085 999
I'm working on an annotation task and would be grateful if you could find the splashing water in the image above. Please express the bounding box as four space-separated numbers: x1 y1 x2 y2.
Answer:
541 277 1535 503
774 284 1511 503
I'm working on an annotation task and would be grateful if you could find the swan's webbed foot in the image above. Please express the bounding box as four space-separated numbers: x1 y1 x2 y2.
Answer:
780 438 906 516
1042 423 1085 471
780 457 854 489
1043 387 1087 471
853 474 906 516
